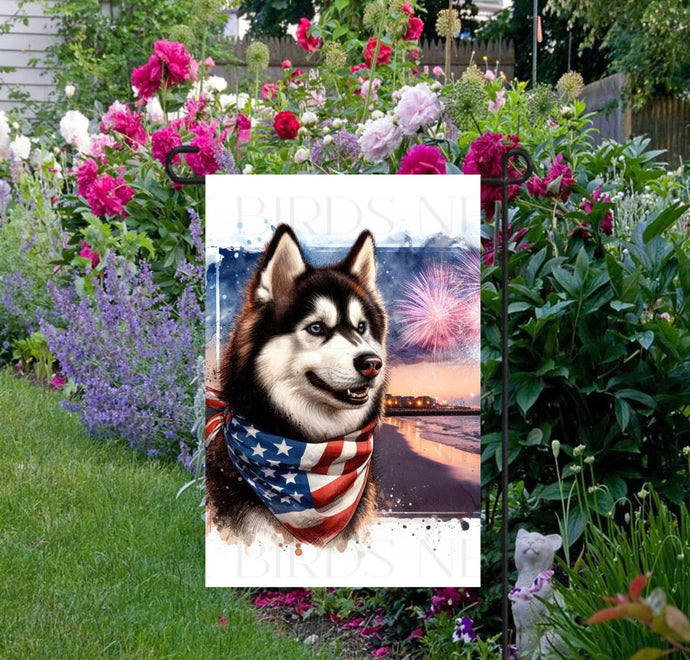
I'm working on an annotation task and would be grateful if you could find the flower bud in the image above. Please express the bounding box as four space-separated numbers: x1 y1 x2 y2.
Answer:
551 440 560 459
294 147 310 164
323 134 333 146
65 84 76 98
300 111 317 126
242 164 254 174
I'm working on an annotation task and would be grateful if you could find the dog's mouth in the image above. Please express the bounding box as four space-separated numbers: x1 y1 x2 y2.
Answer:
306 371 370 406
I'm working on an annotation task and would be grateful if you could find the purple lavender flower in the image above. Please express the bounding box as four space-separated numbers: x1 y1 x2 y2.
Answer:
311 130 361 167
452 616 477 643
41 252 203 457
0 179 11 214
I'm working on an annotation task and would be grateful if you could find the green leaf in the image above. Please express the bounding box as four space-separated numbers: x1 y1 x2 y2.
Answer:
610 300 635 312
616 389 657 410
615 397 631 432
642 203 689 242
445 162 462 174
523 428 543 446
516 379 545 416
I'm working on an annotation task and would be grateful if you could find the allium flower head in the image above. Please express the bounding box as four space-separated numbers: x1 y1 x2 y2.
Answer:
396 83 442 135
462 63 485 83
435 9 461 38
246 41 270 75
322 42 347 69
192 0 222 21
363 0 388 30
442 77 488 130
527 83 558 121
168 24 196 48
556 70 585 102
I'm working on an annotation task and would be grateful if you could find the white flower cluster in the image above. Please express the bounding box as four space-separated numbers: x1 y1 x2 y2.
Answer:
59 110 91 153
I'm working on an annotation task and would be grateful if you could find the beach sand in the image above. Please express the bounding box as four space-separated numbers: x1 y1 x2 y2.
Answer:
373 421 480 518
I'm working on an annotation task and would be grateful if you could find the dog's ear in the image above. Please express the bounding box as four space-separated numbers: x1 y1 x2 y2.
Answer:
255 225 307 302
342 231 377 291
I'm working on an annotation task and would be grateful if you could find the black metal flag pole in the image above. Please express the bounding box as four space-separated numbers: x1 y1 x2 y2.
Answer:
165 145 534 658
483 147 533 659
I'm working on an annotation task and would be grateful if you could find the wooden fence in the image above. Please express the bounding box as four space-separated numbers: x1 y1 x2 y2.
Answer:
217 37 514 85
581 73 690 166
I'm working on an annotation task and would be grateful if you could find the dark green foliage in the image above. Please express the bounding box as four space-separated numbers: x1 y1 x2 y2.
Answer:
239 0 317 37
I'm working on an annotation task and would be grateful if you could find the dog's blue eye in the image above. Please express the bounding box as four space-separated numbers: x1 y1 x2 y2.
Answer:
307 322 324 336
357 321 366 334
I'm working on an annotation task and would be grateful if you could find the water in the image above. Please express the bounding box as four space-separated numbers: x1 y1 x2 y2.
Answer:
387 415 480 455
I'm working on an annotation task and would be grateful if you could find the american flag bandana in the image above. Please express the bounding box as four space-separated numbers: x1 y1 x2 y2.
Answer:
206 388 375 547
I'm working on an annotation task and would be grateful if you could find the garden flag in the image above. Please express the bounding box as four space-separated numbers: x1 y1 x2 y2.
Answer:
205 175 482 587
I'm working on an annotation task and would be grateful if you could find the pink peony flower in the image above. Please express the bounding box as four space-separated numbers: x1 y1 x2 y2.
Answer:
397 144 446 174
358 77 381 102
462 132 523 219
78 240 100 268
50 374 67 388
131 55 163 102
185 123 220 176
396 83 442 135
371 649 389 658
100 101 147 148
351 63 369 74
281 59 292 69
404 16 424 41
89 133 117 161
402 2 413 14
580 185 614 235
359 116 402 162
86 173 134 217
296 18 321 52
528 153 575 202
433 65 444 77
262 83 278 101
151 125 182 166
76 159 99 198
488 89 506 112
154 40 194 85
482 225 532 266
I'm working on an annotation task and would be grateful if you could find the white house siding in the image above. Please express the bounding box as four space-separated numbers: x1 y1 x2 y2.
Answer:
0 0 59 115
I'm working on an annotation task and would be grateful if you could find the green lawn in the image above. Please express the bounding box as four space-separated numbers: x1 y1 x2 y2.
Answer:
0 370 318 659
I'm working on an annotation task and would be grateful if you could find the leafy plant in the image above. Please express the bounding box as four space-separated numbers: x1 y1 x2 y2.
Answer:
12 330 55 382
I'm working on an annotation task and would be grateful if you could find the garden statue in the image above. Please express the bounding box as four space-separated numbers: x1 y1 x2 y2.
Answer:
510 529 564 658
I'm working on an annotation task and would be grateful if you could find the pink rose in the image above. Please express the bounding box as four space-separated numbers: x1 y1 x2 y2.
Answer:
433 65 444 77
296 18 321 52
78 241 100 268
151 126 182 166
262 83 278 101
397 145 446 174
281 59 292 69
404 16 424 41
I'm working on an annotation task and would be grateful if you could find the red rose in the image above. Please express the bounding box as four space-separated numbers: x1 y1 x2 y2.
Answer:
296 18 321 52
351 63 369 73
363 38 392 66
273 111 300 139
397 144 446 174
404 17 424 41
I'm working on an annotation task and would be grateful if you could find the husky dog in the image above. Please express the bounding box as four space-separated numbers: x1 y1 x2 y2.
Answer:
207 224 388 546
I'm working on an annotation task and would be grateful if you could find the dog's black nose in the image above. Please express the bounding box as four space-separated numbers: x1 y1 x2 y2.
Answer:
354 354 382 379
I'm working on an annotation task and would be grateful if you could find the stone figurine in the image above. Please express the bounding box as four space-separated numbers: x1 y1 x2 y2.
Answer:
510 529 565 658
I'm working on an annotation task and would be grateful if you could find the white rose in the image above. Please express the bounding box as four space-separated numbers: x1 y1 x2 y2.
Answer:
204 76 228 93
300 111 317 126
294 147 310 164
10 135 31 160
65 84 76 98
146 97 165 124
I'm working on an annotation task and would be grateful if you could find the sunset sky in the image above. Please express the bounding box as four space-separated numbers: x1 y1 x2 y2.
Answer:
387 362 480 406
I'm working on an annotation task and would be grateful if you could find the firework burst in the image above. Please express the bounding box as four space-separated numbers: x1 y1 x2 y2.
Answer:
396 263 466 354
